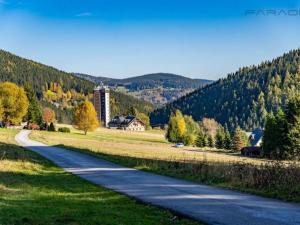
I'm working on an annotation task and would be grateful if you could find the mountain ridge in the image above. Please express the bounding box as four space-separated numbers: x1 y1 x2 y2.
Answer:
150 49 300 131
74 72 213 105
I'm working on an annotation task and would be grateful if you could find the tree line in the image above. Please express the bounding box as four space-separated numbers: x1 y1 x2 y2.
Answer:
166 95 300 160
166 110 249 151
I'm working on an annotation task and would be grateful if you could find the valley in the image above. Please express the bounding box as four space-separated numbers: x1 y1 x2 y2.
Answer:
75 73 213 106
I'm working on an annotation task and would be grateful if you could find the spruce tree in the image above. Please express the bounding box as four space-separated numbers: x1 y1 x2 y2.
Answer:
262 114 276 157
196 129 206 147
48 122 56 131
224 128 232 150
285 94 300 159
24 84 43 125
208 135 214 148
215 127 225 149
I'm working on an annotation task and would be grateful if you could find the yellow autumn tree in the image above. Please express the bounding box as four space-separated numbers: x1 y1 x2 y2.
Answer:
73 100 99 135
0 82 29 125
166 110 186 143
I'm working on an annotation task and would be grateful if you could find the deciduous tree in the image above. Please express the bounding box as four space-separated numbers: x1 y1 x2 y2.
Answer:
137 112 150 128
200 118 220 139
232 127 247 151
0 82 29 125
166 110 186 143
43 107 56 124
73 100 99 135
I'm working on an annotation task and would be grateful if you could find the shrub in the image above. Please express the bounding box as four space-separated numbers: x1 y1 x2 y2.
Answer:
27 123 40 130
58 127 71 133
48 122 56 132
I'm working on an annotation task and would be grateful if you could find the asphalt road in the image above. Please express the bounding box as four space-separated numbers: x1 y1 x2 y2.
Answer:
15 130 300 225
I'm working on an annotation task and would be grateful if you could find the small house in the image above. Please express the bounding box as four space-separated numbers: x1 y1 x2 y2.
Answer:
242 129 264 157
108 115 146 131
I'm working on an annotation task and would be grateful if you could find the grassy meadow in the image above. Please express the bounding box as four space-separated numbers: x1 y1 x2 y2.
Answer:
31 127 300 202
0 128 201 225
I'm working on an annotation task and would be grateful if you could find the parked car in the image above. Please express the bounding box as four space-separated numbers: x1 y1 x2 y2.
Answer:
175 143 184 148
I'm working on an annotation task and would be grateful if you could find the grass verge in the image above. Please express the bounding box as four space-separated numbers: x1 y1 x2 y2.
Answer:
0 128 201 225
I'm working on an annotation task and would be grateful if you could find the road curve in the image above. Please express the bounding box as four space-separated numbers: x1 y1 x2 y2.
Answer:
15 130 300 225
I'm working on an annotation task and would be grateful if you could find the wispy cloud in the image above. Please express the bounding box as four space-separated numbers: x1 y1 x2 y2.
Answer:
76 12 92 17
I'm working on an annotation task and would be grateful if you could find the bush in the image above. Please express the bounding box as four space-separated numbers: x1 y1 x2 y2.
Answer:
27 123 40 130
48 122 56 132
58 127 71 133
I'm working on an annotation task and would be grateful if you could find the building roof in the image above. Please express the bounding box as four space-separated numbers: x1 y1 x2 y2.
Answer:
108 115 145 127
247 128 264 147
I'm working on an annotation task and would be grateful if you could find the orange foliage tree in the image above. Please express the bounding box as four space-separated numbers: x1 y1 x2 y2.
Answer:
42 107 56 125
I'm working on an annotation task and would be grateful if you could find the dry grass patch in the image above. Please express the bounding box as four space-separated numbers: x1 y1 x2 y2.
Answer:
31 128 269 165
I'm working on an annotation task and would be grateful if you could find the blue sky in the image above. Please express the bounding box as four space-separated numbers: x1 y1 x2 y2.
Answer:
0 0 300 79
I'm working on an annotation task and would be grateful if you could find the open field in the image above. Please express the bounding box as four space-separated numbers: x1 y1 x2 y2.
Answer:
0 128 201 225
34 126 270 165
31 127 300 202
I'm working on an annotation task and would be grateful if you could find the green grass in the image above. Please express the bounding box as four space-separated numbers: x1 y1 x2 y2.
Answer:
31 128 300 203
0 128 201 225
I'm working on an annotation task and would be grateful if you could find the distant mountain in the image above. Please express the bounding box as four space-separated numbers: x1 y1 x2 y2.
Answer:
74 73 213 105
150 49 300 131
0 50 154 123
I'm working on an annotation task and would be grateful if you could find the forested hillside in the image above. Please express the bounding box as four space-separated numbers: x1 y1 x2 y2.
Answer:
75 73 212 105
0 50 153 123
151 49 300 131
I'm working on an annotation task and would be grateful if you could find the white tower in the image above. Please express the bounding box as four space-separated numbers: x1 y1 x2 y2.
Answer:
93 85 110 127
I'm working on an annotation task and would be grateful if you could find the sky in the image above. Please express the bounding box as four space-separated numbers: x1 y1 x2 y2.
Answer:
0 0 300 80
